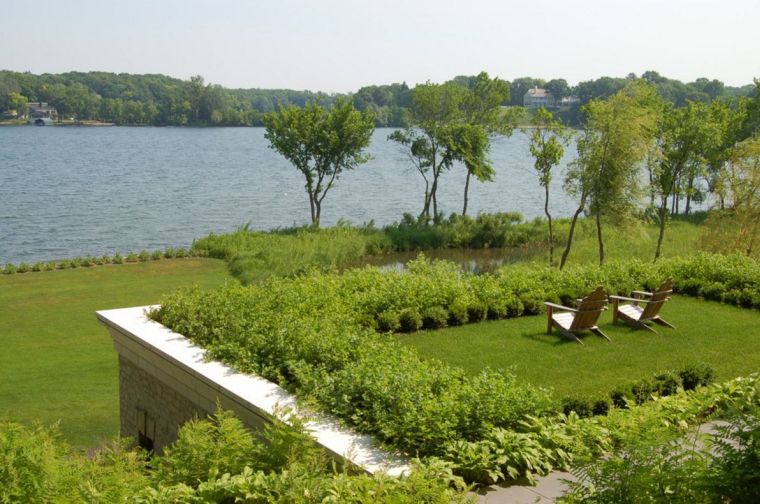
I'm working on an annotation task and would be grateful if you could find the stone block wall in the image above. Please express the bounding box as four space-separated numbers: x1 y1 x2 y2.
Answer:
118 355 208 453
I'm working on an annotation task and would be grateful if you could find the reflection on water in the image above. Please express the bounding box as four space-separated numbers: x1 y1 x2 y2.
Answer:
344 246 543 274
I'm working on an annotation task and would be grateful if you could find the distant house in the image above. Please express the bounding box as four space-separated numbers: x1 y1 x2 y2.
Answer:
523 87 555 108
28 102 57 125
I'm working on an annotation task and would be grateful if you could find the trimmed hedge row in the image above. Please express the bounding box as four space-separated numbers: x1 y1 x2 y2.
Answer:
153 252 760 484
562 363 716 418
1 247 202 275
341 252 760 334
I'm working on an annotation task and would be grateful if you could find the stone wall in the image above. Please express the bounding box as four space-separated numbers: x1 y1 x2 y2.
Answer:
98 306 409 475
118 355 208 453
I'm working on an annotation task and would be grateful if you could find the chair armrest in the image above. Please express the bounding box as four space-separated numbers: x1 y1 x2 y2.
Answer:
610 295 654 303
632 290 653 298
544 302 578 312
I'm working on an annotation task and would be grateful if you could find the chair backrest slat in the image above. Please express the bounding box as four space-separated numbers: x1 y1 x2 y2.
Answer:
569 286 607 330
640 278 673 320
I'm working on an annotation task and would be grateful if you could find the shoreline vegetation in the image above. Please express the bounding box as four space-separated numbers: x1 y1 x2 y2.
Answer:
1 69 755 128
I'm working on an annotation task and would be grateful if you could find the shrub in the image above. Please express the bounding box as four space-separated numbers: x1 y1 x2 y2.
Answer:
610 387 631 409
112 253 124 264
126 252 139 263
679 363 716 391
591 398 610 416
138 250 150 262
31 262 44 272
81 256 94 267
562 397 593 418
398 308 422 332
653 371 682 396
376 310 400 333
151 250 163 260
17 262 30 273
447 302 469 326
467 302 487 323
422 306 449 329
3 263 17 274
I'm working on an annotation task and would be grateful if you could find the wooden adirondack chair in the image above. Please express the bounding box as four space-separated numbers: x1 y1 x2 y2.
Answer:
609 278 676 333
545 286 610 345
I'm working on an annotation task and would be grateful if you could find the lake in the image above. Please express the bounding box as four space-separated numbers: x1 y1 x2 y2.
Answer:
0 126 580 264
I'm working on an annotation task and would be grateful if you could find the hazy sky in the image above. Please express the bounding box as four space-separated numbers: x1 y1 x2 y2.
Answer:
2 0 758 92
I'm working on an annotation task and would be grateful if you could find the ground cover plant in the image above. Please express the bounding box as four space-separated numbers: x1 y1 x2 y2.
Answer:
151 251 760 485
0 409 471 503
0 258 231 447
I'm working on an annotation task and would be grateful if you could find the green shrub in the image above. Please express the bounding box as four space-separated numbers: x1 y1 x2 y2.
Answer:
125 251 139 263
447 302 469 326
466 302 487 323
151 250 163 260
17 262 30 273
679 363 716 391
112 253 124 264
422 306 449 329
610 387 631 409
56 259 71 269
81 256 94 267
376 310 401 333
3 263 17 274
31 262 44 272
591 398 610 416
562 397 593 418
653 371 682 396
398 308 422 332
138 250 150 262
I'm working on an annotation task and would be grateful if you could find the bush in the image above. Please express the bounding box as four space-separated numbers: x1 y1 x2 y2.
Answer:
398 308 422 332
17 262 30 273
447 302 469 326
3 263 17 274
422 306 449 330
112 253 124 264
138 250 150 262
562 397 593 418
151 250 163 260
591 398 610 416
376 310 400 333
653 371 682 396
467 302 487 323
126 251 139 263
679 363 716 391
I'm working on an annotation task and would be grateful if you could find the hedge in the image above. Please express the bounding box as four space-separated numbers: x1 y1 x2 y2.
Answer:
152 252 760 484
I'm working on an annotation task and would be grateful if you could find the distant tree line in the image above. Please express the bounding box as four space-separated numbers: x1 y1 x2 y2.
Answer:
0 69 755 127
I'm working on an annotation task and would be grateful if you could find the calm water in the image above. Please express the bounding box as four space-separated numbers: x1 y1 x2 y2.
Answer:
0 126 580 264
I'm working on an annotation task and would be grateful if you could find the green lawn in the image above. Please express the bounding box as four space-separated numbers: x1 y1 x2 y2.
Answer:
398 296 760 399
0 259 231 447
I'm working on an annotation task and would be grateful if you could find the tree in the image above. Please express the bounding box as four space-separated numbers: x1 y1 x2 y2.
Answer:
524 107 570 266
457 72 513 216
703 136 760 257
264 100 374 227
545 79 570 102
561 81 660 268
7 92 28 118
651 101 720 260
389 82 466 220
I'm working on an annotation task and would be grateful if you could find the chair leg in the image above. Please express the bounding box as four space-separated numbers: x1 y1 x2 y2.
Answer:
612 298 619 324
546 306 553 334
639 322 658 334
653 317 676 329
558 327 583 345
592 327 612 342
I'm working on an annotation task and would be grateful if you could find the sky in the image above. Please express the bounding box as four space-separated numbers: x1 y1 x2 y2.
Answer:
2 0 758 92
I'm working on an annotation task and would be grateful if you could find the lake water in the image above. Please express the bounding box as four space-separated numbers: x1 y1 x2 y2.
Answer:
0 126 581 264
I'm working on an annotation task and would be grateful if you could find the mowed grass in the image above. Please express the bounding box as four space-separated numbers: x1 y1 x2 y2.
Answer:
0 259 231 447
398 296 760 399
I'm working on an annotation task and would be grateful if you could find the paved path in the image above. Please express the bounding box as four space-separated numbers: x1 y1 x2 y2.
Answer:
474 471 576 503
471 421 727 503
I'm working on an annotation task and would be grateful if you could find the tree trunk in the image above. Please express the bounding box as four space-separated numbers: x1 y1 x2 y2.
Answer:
560 195 586 270
462 169 472 216
595 210 605 266
313 199 321 228
654 196 668 261
544 184 554 267
308 192 317 226
685 176 694 215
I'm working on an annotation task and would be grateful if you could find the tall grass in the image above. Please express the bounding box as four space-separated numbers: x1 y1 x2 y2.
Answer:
192 224 391 284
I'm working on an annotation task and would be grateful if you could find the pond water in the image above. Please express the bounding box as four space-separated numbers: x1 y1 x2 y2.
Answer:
0 126 580 264
344 246 543 274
